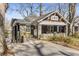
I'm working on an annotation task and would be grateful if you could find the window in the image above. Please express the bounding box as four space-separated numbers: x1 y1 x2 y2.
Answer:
51 15 59 21
42 25 65 34
59 26 65 33
42 25 58 34
42 25 50 34
42 25 47 33
26 26 30 32
53 26 57 32
51 26 54 33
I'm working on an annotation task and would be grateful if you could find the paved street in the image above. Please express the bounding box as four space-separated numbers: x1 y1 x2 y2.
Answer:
9 39 79 56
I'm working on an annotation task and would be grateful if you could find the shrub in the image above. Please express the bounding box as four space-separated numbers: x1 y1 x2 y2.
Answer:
72 32 79 38
64 37 71 44
4 30 9 38
46 35 79 46
47 35 65 42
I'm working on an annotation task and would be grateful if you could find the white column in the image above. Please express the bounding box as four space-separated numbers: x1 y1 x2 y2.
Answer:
37 24 42 39
78 26 79 32
66 23 68 36
73 26 75 33
57 26 59 32
38 25 41 35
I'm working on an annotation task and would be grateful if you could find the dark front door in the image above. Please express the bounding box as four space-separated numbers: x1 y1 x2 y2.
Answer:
31 25 35 37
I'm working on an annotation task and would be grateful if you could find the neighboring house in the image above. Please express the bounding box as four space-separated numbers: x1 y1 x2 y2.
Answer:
11 19 29 42
74 16 79 33
11 15 38 42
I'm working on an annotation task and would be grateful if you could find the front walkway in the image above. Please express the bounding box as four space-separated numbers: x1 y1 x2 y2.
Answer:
9 39 79 56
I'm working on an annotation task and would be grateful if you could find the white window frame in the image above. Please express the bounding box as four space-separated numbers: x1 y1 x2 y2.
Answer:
51 15 59 21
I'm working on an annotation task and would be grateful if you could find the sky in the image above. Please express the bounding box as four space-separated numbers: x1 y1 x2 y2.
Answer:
5 3 79 21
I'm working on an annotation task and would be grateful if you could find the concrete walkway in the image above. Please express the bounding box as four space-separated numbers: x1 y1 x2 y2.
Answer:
9 39 79 56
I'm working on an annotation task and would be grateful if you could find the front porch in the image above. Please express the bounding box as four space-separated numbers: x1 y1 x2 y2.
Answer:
36 21 68 39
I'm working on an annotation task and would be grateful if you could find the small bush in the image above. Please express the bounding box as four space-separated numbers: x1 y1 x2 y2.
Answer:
72 32 79 38
5 31 9 38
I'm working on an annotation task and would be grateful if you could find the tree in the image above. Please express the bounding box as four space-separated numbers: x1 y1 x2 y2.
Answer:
0 3 14 55
68 3 76 35
12 3 34 17
29 3 33 15
57 3 76 35
36 3 47 16
39 3 43 16
0 3 9 55
57 3 69 17
58 3 61 13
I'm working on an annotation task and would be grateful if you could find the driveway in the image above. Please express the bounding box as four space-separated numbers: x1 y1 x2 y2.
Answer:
9 39 79 56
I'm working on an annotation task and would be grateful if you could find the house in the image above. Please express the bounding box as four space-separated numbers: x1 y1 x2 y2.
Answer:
31 11 70 39
11 11 71 42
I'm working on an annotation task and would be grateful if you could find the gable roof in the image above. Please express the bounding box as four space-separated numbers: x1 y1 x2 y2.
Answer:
32 11 70 25
11 11 70 27
24 15 38 22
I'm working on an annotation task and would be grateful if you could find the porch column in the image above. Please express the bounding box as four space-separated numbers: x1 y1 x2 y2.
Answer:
57 25 59 32
66 23 68 36
50 26 51 33
38 25 41 39
73 26 75 33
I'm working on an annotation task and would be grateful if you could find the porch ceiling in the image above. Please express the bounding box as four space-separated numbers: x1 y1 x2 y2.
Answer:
39 21 66 26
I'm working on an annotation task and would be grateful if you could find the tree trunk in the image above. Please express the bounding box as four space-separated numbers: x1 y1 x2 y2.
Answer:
0 3 14 55
30 3 33 15
58 3 61 13
0 16 9 55
39 3 42 16
68 3 76 36
68 24 70 36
